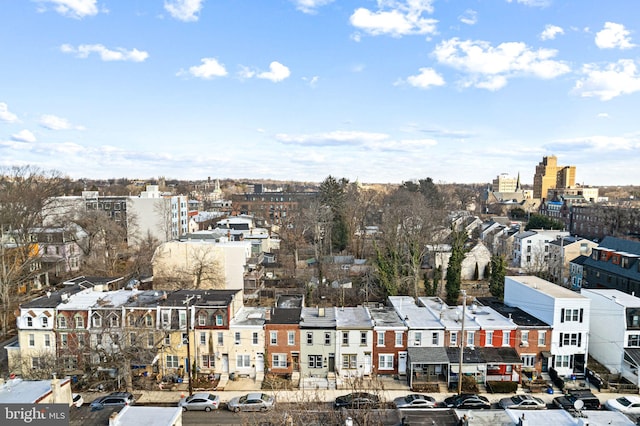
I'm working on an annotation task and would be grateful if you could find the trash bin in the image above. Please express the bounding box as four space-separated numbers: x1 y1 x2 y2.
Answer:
546 387 554 394
177 378 183 383
230 372 236 381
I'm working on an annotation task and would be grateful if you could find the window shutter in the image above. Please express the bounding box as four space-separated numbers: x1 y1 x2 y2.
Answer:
579 308 584 323
560 309 565 323
559 333 563 347
578 333 582 347
569 356 574 369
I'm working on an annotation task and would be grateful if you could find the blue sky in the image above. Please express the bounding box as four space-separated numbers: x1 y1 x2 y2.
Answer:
1 0 639 185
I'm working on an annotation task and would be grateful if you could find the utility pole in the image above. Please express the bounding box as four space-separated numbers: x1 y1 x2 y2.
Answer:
558 235 564 287
457 290 467 395
183 295 195 397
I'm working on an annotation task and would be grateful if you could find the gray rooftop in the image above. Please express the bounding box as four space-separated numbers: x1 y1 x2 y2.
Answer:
300 307 336 328
335 306 373 329
368 306 406 329
230 307 268 327
388 296 444 330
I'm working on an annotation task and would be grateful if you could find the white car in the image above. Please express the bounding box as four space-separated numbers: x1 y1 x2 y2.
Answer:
72 393 84 408
605 395 640 414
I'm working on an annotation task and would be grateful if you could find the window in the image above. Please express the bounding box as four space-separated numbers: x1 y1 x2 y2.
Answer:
145 315 153 327
109 315 119 328
360 331 367 346
44 334 51 347
521 330 529 345
628 335 640 347
128 315 136 327
92 314 101 328
308 355 322 369
431 332 439 345
450 331 458 346
200 332 206 345
396 332 403 347
215 315 224 326
130 332 137 345
466 331 475 347
562 308 582 323
342 354 357 369
324 332 331 346
28 334 35 347
288 331 295 346
166 355 179 369
147 333 155 348
272 354 287 368
270 331 277 345
179 311 187 329
342 331 349 346
60 333 68 348
161 311 170 328
198 313 206 326
538 331 546 346
26 317 33 327
201 354 214 368
75 315 84 329
486 331 493 346
181 332 188 345
307 332 313 345
378 354 394 370
252 332 259 345
236 354 251 368
502 331 510 346
164 334 171 346
32 357 43 369
41 316 48 328
217 332 224 346
57 315 67 329
414 331 422 346
96 334 103 346
560 333 580 347
555 355 570 368
235 332 241 345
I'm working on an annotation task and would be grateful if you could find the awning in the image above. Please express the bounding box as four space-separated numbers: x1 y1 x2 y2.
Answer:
541 351 552 358
408 347 449 364
450 365 481 373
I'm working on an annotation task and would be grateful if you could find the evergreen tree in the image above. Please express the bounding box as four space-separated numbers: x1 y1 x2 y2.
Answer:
489 255 506 299
473 262 479 281
445 229 466 304
432 265 442 296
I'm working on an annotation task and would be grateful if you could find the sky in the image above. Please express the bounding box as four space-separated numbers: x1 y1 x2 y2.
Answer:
1 0 639 186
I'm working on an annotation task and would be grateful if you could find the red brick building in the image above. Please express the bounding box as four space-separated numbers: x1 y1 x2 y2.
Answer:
264 308 302 376
369 307 407 376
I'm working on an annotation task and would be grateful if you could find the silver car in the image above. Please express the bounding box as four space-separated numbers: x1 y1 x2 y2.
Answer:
227 393 275 412
178 393 220 411
499 394 546 410
393 394 437 409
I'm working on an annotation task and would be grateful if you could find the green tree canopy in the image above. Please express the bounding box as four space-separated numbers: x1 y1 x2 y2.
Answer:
525 213 565 231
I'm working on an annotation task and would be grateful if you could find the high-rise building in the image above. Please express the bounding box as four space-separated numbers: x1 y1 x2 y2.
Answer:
532 155 576 199
492 173 518 193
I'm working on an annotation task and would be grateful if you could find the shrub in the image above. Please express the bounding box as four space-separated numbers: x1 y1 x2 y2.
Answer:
486 381 518 393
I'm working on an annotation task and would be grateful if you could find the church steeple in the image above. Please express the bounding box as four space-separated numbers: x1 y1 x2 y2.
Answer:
515 172 522 192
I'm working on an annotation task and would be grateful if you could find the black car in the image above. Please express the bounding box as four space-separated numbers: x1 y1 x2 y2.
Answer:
334 392 381 409
553 390 601 410
444 394 491 409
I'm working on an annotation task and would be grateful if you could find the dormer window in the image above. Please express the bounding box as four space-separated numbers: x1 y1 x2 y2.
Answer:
198 313 207 326
109 314 119 328
75 315 84 329
144 314 153 327
41 316 48 328
92 313 102 328
128 314 136 327
26 316 33 327
57 315 67 329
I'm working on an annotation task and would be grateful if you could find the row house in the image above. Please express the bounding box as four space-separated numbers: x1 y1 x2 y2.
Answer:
505 275 590 377
227 306 267 380
368 306 408 376
299 306 337 389
265 308 302 378
547 236 597 287
30 225 84 281
511 229 570 273
335 306 374 381
582 236 640 296
583 289 640 387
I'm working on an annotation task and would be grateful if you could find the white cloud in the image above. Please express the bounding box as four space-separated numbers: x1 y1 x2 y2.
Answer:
39 114 84 130
164 0 204 22
403 67 445 89
595 22 635 49
596 113 609 119
291 0 334 14
459 9 477 26
573 59 640 101
60 44 149 62
303 76 319 88
11 130 36 143
257 62 291 82
540 24 564 40
0 103 19 123
275 130 436 152
179 58 228 79
349 0 437 38
433 38 570 90
546 135 639 152
37 0 100 19
506 0 551 7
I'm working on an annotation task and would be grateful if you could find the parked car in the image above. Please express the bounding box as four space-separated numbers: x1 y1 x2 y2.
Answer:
605 395 640 414
334 392 381 409
227 393 275 412
553 390 601 410
89 392 135 410
499 394 546 410
444 394 491 409
72 393 84 408
393 394 437 409
178 393 220 411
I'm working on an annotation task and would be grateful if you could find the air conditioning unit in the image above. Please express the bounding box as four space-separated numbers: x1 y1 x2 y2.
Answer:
519 341 529 347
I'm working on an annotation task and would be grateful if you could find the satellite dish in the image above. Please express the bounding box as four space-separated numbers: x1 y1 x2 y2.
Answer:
573 399 584 410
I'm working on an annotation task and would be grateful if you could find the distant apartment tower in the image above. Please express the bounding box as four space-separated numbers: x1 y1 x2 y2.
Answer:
533 155 576 199
492 173 518 193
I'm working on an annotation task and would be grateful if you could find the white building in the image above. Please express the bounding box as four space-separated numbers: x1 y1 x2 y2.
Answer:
582 289 640 386
504 276 590 377
512 229 570 272
335 307 374 380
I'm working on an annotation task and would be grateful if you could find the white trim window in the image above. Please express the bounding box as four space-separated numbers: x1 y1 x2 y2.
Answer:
538 331 546 346
307 332 313 345
272 354 287 368
521 354 535 368
414 331 422 346
342 354 357 369
395 332 403 347
270 331 277 345
288 331 295 346
521 330 529 345
237 354 251 368
502 331 510 347
378 354 394 370
235 332 241 345
252 332 259 345
450 331 458 346
342 331 349 346
466 331 475 347
308 355 322 369
377 331 385 347
28 333 35 347
166 355 179 369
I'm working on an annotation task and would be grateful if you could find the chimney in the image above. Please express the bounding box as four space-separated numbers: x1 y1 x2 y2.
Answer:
318 307 325 317
265 309 271 321
50 374 60 403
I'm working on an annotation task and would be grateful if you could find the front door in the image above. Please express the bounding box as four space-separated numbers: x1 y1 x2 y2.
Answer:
255 353 264 373
364 353 372 376
291 353 299 371
398 351 408 375
222 354 229 373
328 354 335 372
